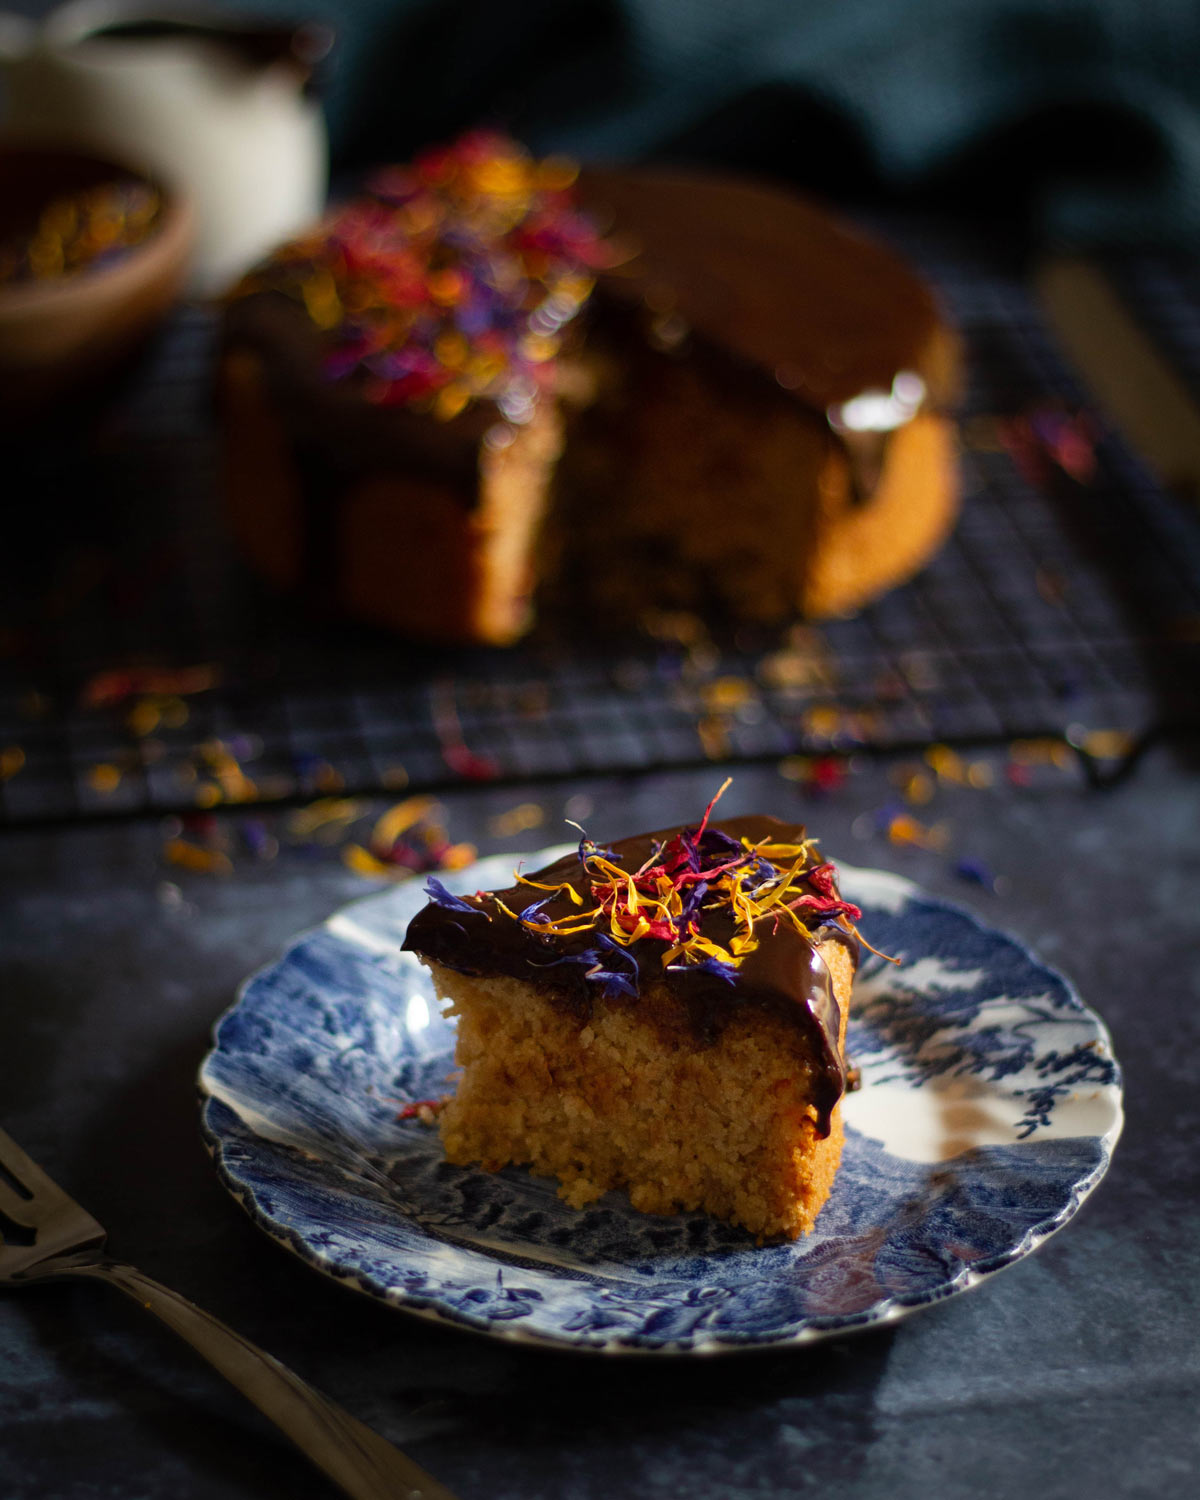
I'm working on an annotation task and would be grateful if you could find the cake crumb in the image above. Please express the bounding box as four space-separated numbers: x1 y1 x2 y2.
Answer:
397 1097 448 1125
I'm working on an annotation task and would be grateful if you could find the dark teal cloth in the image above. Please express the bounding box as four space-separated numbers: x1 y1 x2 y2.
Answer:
260 0 1200 247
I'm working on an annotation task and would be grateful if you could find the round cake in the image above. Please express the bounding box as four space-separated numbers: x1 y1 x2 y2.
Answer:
217 133 960 643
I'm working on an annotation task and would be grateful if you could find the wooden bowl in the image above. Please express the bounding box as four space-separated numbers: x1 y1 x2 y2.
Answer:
0 145 194 420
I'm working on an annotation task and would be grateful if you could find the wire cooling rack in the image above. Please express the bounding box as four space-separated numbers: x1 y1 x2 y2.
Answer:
2 220 1199 826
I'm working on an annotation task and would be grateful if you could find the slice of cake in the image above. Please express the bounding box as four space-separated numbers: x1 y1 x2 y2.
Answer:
218 132 960 643
218 133 608 645
402 792 863 1240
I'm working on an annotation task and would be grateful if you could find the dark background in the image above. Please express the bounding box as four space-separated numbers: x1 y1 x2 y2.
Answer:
2 3 1200 1498
7 0 1200 247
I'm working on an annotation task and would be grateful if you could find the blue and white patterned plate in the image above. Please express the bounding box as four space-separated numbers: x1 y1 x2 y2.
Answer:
198 851 1123 1354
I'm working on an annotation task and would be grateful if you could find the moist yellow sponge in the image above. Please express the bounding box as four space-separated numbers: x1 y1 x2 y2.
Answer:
402 811 860 1241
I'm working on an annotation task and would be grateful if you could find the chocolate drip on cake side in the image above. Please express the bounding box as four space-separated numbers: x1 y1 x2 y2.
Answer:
220 291 497 601
403 814 856 1136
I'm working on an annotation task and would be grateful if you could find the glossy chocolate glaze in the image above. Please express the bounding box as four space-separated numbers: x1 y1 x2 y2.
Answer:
223 167 957 504
578 167 959 507
579 166 957 413
220 167 958 623
403 815 857 1134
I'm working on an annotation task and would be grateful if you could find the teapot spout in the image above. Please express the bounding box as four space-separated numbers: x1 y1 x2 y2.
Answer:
284 20 335 77
87 13 333 81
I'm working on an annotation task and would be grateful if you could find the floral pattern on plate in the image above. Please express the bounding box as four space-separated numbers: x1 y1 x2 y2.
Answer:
199 852 1123 1353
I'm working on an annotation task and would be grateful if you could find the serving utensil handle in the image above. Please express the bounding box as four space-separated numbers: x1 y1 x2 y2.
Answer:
69 1258 459 1500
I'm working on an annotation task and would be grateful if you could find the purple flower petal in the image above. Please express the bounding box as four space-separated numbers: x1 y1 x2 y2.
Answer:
423 877 480 915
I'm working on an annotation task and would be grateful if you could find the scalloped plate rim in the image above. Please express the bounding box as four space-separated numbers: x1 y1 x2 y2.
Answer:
198 854 1124 1355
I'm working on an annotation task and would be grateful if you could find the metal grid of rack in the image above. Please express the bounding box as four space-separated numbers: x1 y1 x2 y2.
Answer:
2 220 1198 826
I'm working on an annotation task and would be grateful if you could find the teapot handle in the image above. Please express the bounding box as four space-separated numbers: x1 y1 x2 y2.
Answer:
0 11 34 61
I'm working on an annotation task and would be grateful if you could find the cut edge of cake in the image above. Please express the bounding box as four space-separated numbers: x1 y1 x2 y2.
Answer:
402 806 865 1242
424 933 853 1241
217 136 963 644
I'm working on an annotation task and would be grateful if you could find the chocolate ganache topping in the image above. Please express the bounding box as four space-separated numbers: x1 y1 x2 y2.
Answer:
403 812 860 1135
578 166 960 505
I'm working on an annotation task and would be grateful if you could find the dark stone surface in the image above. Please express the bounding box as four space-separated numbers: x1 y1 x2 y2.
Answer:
2 752 1198 1499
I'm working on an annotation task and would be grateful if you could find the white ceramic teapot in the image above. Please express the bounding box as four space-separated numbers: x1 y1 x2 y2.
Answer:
0 1 331 293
